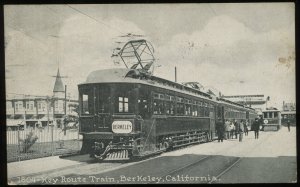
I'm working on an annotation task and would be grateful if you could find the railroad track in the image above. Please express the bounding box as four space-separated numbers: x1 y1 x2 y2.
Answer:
148 133 273 184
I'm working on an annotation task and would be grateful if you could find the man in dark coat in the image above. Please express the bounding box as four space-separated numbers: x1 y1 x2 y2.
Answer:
216 118 225 142
287 120 290 132
234 119 239 139
252 118 260 139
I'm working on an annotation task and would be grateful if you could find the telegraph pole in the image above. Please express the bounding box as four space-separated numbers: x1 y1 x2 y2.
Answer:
64 85 67 135
175 66 177 83
64 85 67 115
47 96 50 130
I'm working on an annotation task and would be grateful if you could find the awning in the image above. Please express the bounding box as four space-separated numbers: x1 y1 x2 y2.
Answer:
281 111 296 115
38 116 53 121
6 119 25 126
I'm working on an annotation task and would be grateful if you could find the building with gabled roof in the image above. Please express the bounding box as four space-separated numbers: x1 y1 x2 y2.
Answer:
6 68 78 129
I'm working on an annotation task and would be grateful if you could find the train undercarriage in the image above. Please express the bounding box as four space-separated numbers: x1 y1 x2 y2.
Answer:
81 130 211 161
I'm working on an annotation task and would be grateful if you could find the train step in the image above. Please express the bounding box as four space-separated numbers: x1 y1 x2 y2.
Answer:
104 150 130 161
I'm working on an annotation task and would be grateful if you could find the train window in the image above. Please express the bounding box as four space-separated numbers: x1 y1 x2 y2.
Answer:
192 101 197 116
118 97 129 112
269 112 273 118
165 95 175 115
165 95 171 100
82 94 89 114
153 92 164 115
159 94 164 99
79 86 96 115
274 112 278 118
185 99 191 115
192 103 197 116
166 101 170 114
138 99 148 118
263 112 267 118
177 97 184 115
198 102 203 117
153 101 164 114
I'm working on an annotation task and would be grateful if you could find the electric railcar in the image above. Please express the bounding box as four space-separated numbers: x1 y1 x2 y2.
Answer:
262 109 281 131
78 68 256 160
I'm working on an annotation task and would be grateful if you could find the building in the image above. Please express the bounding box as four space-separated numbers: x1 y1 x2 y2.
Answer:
222 94 267 114
281 101 296 124
6 68 78 130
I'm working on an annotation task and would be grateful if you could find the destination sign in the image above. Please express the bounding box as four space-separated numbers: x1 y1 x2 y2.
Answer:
112 121 133 133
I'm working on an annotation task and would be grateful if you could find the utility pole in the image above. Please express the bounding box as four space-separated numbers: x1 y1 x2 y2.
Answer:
53 96 55 127
64 85 67 135
175 66 177 83
47 96 49 131
23 95 27 130
64 85 67 115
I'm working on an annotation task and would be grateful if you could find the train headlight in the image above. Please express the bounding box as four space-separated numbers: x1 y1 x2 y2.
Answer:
112 121 133 133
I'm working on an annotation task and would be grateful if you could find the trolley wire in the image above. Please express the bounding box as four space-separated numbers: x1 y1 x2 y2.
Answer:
65 4 124 35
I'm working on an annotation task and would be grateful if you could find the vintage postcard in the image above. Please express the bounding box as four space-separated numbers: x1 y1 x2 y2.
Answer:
5 3 296 184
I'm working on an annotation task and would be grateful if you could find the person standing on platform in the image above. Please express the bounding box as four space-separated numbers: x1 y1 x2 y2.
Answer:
216 118 225 142
229 121 235 139
244 120 249 136
225 120 231 139
234 119 239 139
253 118 260 139
287 120 291 132
239 120 244 142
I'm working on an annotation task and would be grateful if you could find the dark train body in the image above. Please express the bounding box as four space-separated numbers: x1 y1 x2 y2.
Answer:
78 68 256 160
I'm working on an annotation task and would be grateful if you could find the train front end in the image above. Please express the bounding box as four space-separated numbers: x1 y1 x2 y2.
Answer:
262 109 281 131
78 69 143 160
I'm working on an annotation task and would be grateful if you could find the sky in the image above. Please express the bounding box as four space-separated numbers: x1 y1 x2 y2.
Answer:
4 3 295 109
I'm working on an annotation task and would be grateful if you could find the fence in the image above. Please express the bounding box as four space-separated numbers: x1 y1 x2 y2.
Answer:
7 126 82 162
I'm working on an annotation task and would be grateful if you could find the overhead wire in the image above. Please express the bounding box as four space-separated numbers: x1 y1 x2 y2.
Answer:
6 24 46 46
65 4 124 35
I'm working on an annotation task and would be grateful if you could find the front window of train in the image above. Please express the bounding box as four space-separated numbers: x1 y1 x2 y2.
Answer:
80 87 94 115
79 85 111 115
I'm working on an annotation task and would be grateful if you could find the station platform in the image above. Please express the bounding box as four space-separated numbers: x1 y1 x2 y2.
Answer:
7 156 82 179
7 126 296 184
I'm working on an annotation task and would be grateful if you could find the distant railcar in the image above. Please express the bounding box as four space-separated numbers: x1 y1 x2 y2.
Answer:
281 111 296 125
262 109 281 131
78 68 256 161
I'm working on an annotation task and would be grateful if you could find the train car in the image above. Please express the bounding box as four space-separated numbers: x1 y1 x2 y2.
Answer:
78 39 256 161
78 68 256 160
281 111 296 125
79 68 214 160
262 109 281 131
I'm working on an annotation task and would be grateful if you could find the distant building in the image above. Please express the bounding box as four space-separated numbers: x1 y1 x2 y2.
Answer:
6 68 78 129
282 102 296 111
222 94 267 114
281 101 296 124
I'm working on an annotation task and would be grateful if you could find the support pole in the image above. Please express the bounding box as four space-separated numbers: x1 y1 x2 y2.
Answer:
175 66 177 83
64 85 67 135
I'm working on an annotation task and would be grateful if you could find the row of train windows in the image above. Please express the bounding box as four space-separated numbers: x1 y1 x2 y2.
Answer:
263 112 278 119
225 112 246 118
153 93 213 116
153 93 214 108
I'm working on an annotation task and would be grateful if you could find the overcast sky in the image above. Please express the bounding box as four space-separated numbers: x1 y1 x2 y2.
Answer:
4 3 295 109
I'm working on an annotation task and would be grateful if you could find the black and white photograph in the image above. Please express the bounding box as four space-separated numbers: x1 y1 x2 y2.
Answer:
5 3 296 184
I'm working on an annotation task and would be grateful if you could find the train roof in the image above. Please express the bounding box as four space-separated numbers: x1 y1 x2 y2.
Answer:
262 109 280 112
79 68 256 111
80 68 212 99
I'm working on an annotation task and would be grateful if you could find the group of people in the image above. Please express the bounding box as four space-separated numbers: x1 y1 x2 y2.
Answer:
216 118 260 142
